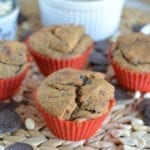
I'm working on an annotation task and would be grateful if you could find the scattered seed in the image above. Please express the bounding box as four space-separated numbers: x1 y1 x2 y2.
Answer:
74 146 96 150
28 130 44 138
3 135 26 142
22 137 47 146
25 118 35 130
131 131 147 137
41 139 64 147
132 123 148 131
123 144 137 150
40 146 58 150
13 129 30 137
87 141 114 149
118 137 139 146
110 129 130 137
133 91 141 99
13 95 23 102
132 118 144 126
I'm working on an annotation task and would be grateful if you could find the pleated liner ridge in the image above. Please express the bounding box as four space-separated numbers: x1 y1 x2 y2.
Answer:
0 67 28 100
34 91 115 141
26 38 93 76
108 46 150 92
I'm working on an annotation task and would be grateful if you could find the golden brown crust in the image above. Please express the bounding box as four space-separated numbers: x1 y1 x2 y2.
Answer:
0 41 28 78
37 68 114 121
112 33 150 72
29 25 92 58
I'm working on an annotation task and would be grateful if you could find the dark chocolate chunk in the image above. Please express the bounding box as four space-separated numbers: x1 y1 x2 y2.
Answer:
144 106 150 119
95 40 109 52
132 24 145 32
115 85 131 100
18 12 28 25
91 65 107 73
138 99 150 112
5 142 33 150
143 116 150 126
0 109 21 133
89 51 109 65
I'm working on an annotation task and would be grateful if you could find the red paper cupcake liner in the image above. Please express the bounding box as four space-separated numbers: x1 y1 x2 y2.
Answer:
26 38 93 76
108 46 150 92
34 91 115 141
0 66 29 101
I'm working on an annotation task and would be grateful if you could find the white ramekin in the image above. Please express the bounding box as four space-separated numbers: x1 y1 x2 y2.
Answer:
0 0 19 40
38 0 125 41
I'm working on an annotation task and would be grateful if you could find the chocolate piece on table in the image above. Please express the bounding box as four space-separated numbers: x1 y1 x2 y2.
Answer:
0 109 21 133
5 142 33 150
89 51 109 65
115 85 131 100
138 99 150 112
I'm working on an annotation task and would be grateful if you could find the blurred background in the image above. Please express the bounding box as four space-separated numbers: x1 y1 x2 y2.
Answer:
0 0 150 41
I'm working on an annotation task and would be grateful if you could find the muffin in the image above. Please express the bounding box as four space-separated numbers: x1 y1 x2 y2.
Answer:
0 41 29 100
35 68 115 140
26 25 93 76
109 33 150 91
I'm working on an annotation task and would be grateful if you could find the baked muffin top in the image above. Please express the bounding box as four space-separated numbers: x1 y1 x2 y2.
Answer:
112 33 150 72
37 68 114 121
0 41 28 78
28 25 92 58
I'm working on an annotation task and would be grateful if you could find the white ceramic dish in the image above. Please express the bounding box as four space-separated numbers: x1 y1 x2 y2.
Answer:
38 0 125 41
0 0 19 40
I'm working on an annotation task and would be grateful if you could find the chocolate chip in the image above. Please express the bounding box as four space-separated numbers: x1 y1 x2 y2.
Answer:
115 85 131 100
89 51 109 65
132 24 146 32
143 116 150 126
144 106 150 119
0 109 21 133
91 65 107 73
5 142 33 150
138 99 150 112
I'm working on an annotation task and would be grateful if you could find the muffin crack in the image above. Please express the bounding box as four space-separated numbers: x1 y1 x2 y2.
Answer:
120 50 139 66
0 60 23 74
38 69 114 120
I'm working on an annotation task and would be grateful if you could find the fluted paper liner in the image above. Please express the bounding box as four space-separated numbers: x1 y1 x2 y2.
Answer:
34 91 115 141
26 38 93 76
108 46 150 92
0 66 28 101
